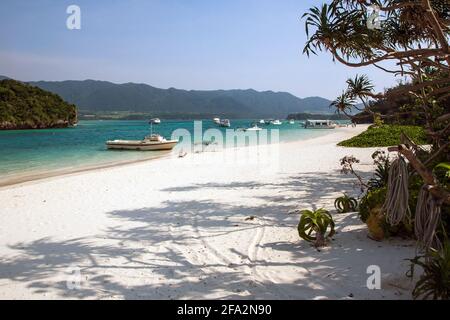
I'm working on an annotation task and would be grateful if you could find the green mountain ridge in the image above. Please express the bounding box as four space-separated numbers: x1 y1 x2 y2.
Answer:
13 77 334 118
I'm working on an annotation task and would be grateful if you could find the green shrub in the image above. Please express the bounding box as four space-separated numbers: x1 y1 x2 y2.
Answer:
373 113 384 127
338 125 428 147
297 208 335 247
358 187 387 223
334 194 358 213
368 150 391 190
360 182 417 237
407 241 450 300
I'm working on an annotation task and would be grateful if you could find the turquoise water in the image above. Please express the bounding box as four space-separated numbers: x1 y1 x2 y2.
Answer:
0 119 344 181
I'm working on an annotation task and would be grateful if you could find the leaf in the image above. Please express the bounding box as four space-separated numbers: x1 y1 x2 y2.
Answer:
434 163 450 177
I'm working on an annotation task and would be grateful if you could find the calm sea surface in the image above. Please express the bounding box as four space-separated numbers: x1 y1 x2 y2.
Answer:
0 119 347 181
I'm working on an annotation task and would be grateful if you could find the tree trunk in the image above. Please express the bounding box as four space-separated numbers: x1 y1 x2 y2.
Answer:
314 231 326 248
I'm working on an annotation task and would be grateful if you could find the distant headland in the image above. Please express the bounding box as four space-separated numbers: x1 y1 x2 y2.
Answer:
0 79 77 130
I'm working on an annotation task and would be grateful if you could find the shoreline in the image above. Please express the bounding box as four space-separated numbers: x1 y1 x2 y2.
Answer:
0 152 174 189
0 126 348 189
0 123 418 300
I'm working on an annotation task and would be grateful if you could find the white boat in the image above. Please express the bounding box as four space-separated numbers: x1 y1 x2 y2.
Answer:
259 119 265 124
289 119 295 124
245 124 262 131
106 134 178 151
213 117 221 124
149 118 161 124
304 119 336 129
219 119 231 127
271 120 282 125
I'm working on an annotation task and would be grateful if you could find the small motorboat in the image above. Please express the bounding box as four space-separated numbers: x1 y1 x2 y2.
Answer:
289 119 295 124
270 120 282 125
245 124 262 131
219 119 231 127
304 119 336 129
149 118 161 124
259 119 265 124
213 117 221 124
106 134 178 151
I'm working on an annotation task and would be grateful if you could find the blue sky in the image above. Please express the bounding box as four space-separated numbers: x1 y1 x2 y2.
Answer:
0 0 398 99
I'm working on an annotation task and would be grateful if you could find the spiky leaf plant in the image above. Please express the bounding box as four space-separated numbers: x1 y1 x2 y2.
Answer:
407 242 450 300
297 208 335 247
334 194 358 213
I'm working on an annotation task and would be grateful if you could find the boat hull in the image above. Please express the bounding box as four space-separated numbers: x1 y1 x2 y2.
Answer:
106 140 178 151
304 125 336 129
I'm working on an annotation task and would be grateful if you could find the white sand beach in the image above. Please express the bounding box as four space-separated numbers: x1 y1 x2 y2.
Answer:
0 125 417 299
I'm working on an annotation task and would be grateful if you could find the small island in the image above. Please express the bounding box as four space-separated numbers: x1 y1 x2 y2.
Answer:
0 79 77 130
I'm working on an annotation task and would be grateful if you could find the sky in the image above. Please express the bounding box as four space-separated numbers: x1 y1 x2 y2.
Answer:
0 0 399 100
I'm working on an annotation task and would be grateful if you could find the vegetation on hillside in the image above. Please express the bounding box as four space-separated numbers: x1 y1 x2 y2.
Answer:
287 112 349 120
338 125 428 148
29 79 333 118
0 79 77 130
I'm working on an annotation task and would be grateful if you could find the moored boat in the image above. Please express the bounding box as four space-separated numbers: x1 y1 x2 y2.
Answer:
270 119 282 125
149 118 161 124
213 117 221 124
219 119 231 127
106 134 178 151
303 119 336 129
245 124 262 131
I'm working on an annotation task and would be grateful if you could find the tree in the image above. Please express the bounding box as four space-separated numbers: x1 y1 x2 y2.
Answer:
303 0 450 206
330 91 356 116
0 79 77 130
346 74 377 112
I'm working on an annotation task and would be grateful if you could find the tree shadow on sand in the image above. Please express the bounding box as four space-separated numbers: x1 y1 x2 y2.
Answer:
0 171 414 299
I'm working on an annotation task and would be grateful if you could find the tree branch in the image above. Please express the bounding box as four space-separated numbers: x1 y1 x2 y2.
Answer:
422 0 450 55
385 78 450 97
436 113 450 123
424 142 450 166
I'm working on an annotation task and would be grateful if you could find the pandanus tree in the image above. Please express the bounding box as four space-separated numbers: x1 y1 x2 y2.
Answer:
303 0 450 228
303 1 450 298
346 74 377 112
330 91 356 116
331 74 378 115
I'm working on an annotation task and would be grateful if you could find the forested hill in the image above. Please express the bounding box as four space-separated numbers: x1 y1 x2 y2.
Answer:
25 79 333 118
0 79 77 130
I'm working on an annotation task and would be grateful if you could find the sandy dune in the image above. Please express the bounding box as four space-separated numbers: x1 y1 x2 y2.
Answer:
0 125 417 299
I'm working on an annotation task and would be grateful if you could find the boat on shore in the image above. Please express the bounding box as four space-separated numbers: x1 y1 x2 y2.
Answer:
304 119 336 129
149 118 161 124
106 134 178 151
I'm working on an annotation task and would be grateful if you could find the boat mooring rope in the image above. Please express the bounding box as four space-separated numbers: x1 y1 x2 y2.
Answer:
415 185 442 251
383 156 409 226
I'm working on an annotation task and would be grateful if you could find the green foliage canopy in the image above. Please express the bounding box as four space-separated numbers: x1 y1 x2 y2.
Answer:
0 80 77 130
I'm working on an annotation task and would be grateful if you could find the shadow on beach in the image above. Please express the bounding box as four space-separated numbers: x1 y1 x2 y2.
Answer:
0 171 414 299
